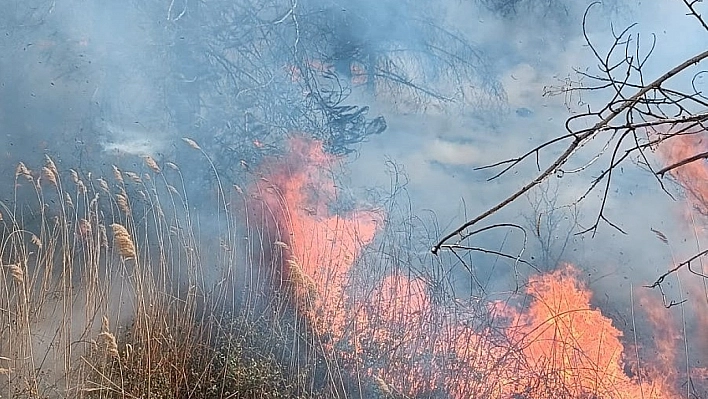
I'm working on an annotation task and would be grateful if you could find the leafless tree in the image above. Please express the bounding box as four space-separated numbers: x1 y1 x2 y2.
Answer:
432 1 708 295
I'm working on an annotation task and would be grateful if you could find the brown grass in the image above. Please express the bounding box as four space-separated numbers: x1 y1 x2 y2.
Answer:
0 155 349 399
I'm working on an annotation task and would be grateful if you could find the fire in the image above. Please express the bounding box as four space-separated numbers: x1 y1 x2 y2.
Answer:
656 132 708 216
653 127 708 392
250 136 380 339
501 267 675 399
251 136 693 398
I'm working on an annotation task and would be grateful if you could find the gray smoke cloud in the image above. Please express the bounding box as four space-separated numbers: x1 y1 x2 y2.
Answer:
1 0 706 395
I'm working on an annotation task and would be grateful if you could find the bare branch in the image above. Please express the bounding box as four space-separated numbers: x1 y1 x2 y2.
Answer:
433 46 708 254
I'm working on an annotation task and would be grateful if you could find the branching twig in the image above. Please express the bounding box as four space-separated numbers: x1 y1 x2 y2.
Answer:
432 0 708 254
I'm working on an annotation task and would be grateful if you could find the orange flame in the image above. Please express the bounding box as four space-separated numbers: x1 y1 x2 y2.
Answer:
251 136 380 339
252 136 690 398
653 128 708 391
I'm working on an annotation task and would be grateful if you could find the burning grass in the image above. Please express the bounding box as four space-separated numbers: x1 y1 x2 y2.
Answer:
0 138 703 398
0 152 336 398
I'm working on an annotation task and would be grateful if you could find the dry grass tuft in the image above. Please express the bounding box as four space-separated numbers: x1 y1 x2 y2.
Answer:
111 223 137 260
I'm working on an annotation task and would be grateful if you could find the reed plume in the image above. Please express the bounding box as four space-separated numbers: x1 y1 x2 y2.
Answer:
116 192 130 214
143 155 161 173
286 258 317 300
125 172 142 184
69 169 79 184
182 137 201 150
98 177 110 193
30 234 42 249
16 162 33 180
7 263 24 284
111 223 137 259
43 166 58 187
45 155 58 177
112 165 124 184
64 192 74 208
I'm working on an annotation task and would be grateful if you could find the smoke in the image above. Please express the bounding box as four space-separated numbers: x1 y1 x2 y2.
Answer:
1 0 707 396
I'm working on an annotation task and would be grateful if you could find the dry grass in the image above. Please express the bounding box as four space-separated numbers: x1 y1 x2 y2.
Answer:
0 148 685 399
0 154 346 399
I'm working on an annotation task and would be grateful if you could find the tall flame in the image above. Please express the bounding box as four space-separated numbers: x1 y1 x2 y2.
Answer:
250 135 697 398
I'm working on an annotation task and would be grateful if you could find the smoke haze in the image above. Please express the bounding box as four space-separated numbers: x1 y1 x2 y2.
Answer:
1 0 707 396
